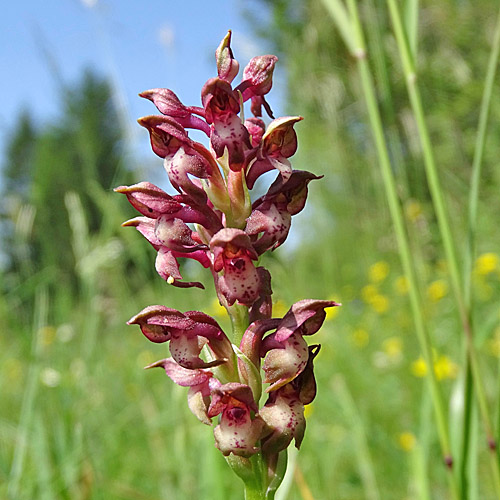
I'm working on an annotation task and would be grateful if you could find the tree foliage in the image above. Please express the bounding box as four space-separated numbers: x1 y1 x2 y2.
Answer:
1 71 132 303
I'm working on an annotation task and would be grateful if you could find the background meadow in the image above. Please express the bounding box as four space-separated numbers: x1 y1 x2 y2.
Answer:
2 1 500 499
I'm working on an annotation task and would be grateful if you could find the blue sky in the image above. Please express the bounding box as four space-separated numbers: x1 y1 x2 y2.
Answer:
0 0 285 163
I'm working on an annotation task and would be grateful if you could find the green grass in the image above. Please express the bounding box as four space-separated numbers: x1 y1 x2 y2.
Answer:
2 239 500 498
4 2 500 498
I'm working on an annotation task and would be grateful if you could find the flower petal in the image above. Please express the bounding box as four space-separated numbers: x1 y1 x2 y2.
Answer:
137 114 189 158
140 88 210 134
127 305 193 343
262 332 309 391
260 386 305 453
145 357 212 386
114 182 182 218
274 299 340 342
155 247 205 289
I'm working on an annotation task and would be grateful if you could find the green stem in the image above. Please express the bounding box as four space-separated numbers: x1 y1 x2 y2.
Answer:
386 0 500 494
338 1 460 497
465 5 500 306
459 361 474 498
244 453 268 499
464 12 500 488
244 485 266 500
228 302 250 346
386 0 464 315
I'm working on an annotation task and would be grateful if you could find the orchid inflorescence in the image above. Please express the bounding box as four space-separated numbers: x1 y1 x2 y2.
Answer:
116 31 339 498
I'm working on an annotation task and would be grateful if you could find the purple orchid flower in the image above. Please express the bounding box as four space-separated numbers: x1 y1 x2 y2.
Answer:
259 345 320 454
240 299 339 392
201 77 251 170
115 182 226 288
114 182 223 234
139 88 210 135
146 357 220 425
128 305 233 369
244 117 266 148
245 116 303 189
235 55 278 118
138 115 219 203
246 170 323 254
119 32 340 497
207 383 265 457
120 216 209 288
210 228 262 306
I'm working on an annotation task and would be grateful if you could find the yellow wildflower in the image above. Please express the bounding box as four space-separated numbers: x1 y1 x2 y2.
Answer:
383 337 403 359
4 358 22 382
370 294 389 314
272 299 288 318
411 355 458 380
304 404 314 419
361 284 378 303
394 275 409 295
398 432 417 452
405 199 422 222
361 285 389 313
475 252 499 275
325 306 340 321
350 328 369 348
369 261 390 283
487 327 500 358
325 295 341 321
206 297 228 319
434 355 458 380
411 357 428 377
427 279 448 302
39 326 57 346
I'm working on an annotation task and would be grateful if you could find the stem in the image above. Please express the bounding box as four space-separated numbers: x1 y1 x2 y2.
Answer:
244 484 266 500
338 1 460 497
465 5 500 306
459 362 474 497
228 302 249 346
464 11 500 488
386 0 500 494
243 453 268 499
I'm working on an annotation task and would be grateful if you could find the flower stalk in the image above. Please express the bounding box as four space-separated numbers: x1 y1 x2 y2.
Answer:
117 31 339 497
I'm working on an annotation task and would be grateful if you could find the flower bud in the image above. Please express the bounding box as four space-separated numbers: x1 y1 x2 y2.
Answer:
215 31 240 83
140 88 210 135
236 55 278 101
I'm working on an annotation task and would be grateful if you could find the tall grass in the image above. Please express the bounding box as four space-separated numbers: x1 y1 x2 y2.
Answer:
320 0 500 498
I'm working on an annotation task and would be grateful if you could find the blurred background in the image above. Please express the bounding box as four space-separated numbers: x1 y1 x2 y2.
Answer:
2 1 500 499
